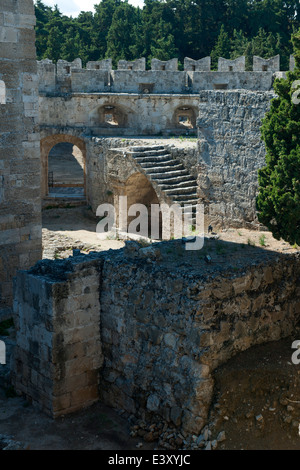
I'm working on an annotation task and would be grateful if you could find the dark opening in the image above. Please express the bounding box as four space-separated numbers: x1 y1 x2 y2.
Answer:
213 84 228 90
48 142 84 198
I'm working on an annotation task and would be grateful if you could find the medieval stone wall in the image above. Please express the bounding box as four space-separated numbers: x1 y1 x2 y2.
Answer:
12 243 300 438
37 54 292 95
197 90 275 229
39 93 200 136
0 0 42 319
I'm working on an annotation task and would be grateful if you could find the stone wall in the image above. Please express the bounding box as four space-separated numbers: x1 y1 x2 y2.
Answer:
37 53 293 95
197 90 275 229
12 243 300 437
38 65 277 95
39 94 200 136
12 255 103 417
0 0 42 319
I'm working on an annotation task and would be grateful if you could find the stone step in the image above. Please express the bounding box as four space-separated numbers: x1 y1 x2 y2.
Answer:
159 183 197 193
164 186 198 196
158 176 197 187
127 145 199 215
133 153 172 160
129 145 166 152
42 198 87 208
141 164 185 174
134 156 175 165
173 197 199 204
148 169 190 179
128 147 167 157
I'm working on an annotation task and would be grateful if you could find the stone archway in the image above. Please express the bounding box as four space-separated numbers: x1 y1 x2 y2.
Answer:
112 172 162 239
41 134 86 198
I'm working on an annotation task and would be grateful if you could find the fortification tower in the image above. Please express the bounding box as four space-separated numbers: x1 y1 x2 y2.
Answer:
0 0 42 318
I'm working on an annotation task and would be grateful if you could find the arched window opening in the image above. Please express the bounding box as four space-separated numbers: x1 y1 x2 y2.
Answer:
96 104 127 128
175 106 196 130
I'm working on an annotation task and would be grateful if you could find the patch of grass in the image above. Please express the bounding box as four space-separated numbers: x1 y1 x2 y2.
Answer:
238 231 242 236
259 234 267 247
0 318 14 336
247 238 256 247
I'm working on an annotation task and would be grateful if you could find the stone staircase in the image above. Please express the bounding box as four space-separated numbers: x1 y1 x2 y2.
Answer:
127 145 198 225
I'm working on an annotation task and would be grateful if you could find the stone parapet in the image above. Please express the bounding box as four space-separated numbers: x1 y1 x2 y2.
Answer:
37 54 291 95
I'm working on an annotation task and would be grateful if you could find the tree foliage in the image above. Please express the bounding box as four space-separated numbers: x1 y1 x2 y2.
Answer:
34 0 299 67
256 30 300 245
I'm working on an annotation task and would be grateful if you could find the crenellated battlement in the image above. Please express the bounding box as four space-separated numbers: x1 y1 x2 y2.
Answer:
37 54 295 95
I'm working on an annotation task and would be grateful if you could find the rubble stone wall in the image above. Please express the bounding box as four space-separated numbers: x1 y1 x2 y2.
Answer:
197 90 275 228
12 245 300 436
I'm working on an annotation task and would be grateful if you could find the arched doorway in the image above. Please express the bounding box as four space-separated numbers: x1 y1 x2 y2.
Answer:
41 134 86 199
48 143 84 197
118 172 162 239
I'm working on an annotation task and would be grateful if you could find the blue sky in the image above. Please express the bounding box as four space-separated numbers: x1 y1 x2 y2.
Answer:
40 0 145 17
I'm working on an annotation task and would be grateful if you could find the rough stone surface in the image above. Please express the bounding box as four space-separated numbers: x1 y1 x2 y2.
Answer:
11 242 300 439
197 90 275 228
0 0 42 319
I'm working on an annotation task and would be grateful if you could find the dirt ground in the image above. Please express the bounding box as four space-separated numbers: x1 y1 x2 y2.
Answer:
1 205 300 451
209 336 300 450
41 205 299 259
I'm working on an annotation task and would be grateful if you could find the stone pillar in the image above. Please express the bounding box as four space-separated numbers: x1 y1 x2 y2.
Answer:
12 257 103 417
0 0 42 319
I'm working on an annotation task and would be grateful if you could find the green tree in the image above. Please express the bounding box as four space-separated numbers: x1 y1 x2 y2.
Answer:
34 0 55 59
150 32 178 61
44 25 64 62
230 29 250 59
93 0 121 60
33 0 299 69
211 24 231 69
256 30 300 245
105 2 141 66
